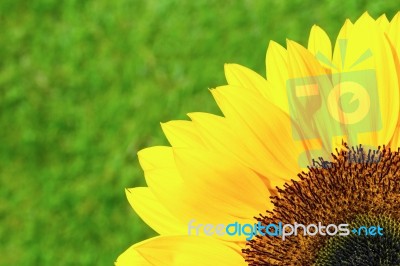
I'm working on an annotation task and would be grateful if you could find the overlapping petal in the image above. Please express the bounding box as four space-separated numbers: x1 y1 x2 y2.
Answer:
134 146 271 242
116 236 246 266
126 188 186 235
331 13 399 148
211 85 311 187
119 13 400 265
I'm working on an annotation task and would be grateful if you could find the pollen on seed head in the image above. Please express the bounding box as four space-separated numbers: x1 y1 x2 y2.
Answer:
243 144 400 266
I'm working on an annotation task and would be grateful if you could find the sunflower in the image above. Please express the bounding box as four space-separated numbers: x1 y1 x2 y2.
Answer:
116 12 400 266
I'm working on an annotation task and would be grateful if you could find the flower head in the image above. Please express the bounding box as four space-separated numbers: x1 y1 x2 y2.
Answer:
117 12 400 266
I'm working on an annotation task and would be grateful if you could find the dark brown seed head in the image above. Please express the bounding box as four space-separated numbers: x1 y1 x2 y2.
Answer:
243 144 400 266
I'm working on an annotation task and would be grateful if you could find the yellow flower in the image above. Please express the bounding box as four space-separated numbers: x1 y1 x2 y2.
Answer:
116 12 400 266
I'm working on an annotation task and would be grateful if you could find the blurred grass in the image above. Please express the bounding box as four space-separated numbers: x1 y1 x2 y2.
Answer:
0 0 398 265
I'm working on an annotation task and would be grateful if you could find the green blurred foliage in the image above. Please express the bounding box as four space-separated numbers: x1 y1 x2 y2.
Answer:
0 0 397 265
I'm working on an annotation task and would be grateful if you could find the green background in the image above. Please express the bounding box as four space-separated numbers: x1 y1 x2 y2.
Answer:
0 1 398 265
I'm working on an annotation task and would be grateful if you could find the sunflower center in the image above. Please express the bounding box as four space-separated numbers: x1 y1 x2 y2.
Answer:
316 215 400 266
243 144 400 266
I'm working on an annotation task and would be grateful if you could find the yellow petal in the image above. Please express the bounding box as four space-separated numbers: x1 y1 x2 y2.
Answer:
224 63 270 97
308 25 332 66
161 120 205 148
172 147 272 223
116 236 246 266
336 19 354 41
139 145 270 240
211 85 310 185
138 146 176 171
388 12 400 56
115 243 150 266
390 128 400 149
125 188 186 235
335 13 400 147
287 39 326 78
188 112 296 191
265 41 290 113
377 14 390 32
387 12 400 149
286 39 346 157
188 112 266 172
